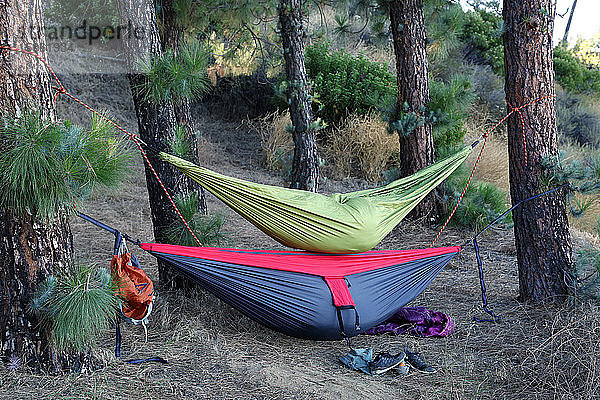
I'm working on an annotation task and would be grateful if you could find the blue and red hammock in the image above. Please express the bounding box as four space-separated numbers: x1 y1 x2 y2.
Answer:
142 242 460 340
82 209 461 341
83 183 567 341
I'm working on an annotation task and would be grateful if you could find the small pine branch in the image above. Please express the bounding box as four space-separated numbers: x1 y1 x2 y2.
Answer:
138 41 212 105
165 192 227 247
0 110 130 218
169 124 194 158
31 265 121 352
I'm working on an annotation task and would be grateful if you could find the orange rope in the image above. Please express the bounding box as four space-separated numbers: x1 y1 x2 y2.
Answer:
0 45 203 247
429 95 554 247
506 99 527 166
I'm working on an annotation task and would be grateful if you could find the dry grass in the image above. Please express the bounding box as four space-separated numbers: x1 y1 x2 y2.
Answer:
324 113 398 183
463 107 510 193
246 110 293 171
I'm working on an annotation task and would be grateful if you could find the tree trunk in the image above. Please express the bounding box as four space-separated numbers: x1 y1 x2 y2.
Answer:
389 0 437 221
503 0 572 303
0 0 55 119
156 0 207 216
278 0 318 192
0 0 79 373
116 0 196 289
561 0 578 46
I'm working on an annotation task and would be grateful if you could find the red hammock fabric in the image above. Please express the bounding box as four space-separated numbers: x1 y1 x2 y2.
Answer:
140 243 461 277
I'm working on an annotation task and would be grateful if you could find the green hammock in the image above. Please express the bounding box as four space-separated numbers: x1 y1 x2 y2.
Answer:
160 145 472 253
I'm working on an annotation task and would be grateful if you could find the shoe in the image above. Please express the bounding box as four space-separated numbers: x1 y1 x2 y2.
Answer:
396 361 410 375
369 351 406 375
404 348 436 374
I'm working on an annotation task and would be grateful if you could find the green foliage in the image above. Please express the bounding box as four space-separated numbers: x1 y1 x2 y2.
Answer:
387 75 474 153
169 125 194 159
139 41 212 105
305 41 396 123
556 91 600 147
461 8 504 74
172 0 279 74
554 47 600 96
425 0 467 76
0 111 130 218
389 102 444 138
429 75 476 151
166 192 227 247
173 0 277 37
461 9 600 96
541 150 600 195
442 167 511 230
31 265 121 352
333 14 351 35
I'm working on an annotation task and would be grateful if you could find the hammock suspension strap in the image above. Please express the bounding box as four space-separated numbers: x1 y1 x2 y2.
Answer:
469 182 571 322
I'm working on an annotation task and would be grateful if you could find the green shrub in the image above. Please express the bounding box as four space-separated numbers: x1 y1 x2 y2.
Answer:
556 91 600 147
305 41 396 123
442 165 511 230
429 74 476 151
166 192 227 247
554 47 600 95
31 265 121 352
461 9 504 74
461 10 600 97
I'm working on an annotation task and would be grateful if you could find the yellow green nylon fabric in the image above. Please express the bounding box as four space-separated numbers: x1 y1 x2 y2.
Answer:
160 146 472 253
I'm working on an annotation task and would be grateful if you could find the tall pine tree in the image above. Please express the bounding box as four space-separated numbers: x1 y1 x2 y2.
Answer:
503 0 573 302
389 0 437 220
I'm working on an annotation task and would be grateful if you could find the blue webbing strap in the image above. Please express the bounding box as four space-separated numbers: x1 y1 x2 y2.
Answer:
115 322 168 365
468 183 570 323
472 238 501 322
77 212 141 247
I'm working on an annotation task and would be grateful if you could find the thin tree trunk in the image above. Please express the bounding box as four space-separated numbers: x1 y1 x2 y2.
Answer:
562 0 578 46
278 0 318 192
503 0 572 303
389 0 437 221
116 0 196 289
156 0 207 217
0 0 79 373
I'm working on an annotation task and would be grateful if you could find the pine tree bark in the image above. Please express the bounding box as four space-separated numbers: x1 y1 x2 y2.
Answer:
389 0 437 221
503 0 572 303
156 0 207 216
278 0 318 192
116 0 196 288
0 0 76 372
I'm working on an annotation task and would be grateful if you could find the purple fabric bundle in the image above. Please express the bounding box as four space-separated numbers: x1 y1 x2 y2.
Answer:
365 307 454 337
